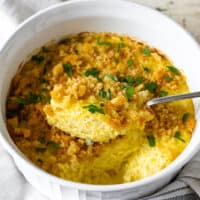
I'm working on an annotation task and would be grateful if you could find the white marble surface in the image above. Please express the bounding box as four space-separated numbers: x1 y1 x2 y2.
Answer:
134 0 200 43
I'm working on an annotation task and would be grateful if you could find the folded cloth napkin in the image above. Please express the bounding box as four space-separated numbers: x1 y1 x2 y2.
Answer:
0 0 200 199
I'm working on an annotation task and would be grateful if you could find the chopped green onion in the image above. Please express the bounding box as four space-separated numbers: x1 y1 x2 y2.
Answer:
99 89 106 98
16 92 50 105
99 41 111 46
31 55 44 63
174 131 185 142
84 67 100 79
182 112 190 123
99 89 111 100
16 97 27 105
121 84 127 90
28 93 39 104
38 93 51 103
83 104 105 114
144 67 151 73
63 63 73 77
167 66 180 75
97 37 111 46
106 74 118 82
116 42 126 52
105 89 111 100
159 90 168 97
127 59 134 67
143 47 150 56
134 76 143 85
125 85 134 101
164 75 173 81
144 81 158 93
47 141 60 149
147 135 156 147
120 75 134 85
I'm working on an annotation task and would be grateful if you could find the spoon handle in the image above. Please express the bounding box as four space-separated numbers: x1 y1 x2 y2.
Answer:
146 91 200 106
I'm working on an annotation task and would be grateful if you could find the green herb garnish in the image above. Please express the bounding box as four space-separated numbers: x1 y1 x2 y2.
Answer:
144 81 158 92
125 85 134 101
174 131 185 142
182 112 190 123
121 84 127 90
63 63 73 77
134 76 143 85
99 88 111 100
167 66 180 75
120 75 134 85
38 93 51 103
116 42 126 52
144 67 151 73
159 90 168 97
105 89 111 100
99 89 106 98
83 104 105 114
106 74 118 82
127 59 134 67
164 75 173 81
47 141 60 149
16 97 27 105
28 93 40 104
84 67 100 79
147 135 156 147
97 37 111 46
16 92 50 105
31 55 44 63
143 47 150 56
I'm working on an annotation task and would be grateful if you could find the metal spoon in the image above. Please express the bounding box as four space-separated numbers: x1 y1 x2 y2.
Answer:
146 91 200 106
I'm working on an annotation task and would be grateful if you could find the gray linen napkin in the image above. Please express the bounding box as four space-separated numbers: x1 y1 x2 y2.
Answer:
1 0 200 199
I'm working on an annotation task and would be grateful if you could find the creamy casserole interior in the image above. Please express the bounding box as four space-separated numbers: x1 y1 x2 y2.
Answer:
6 32 195 184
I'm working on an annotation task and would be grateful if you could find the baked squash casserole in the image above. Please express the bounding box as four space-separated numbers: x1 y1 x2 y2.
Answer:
6 32 195 184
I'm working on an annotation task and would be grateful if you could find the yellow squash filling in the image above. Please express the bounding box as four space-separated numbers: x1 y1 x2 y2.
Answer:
6 32 195 184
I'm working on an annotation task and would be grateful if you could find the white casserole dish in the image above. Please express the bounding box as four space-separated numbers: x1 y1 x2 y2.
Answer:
0 0 200 199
